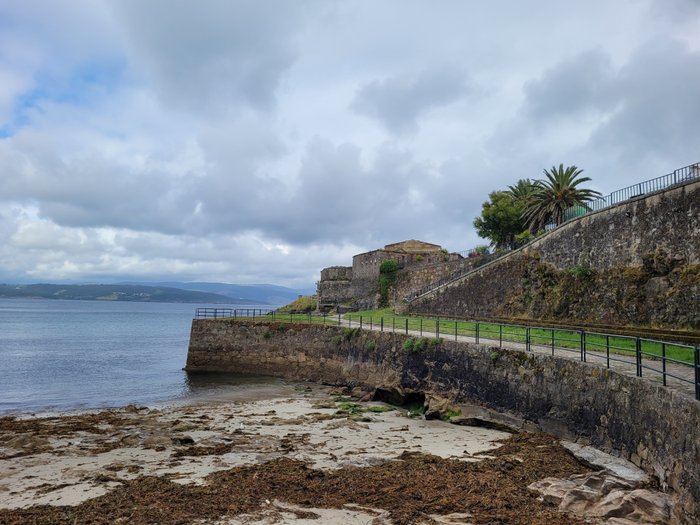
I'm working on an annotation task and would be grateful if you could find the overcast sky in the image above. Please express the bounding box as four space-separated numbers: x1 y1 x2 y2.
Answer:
1 0 699 288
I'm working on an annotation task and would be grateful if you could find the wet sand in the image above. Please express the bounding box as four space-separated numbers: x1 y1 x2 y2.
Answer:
0 381 674 524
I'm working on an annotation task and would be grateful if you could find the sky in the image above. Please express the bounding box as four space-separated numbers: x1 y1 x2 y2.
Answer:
0 0 699 288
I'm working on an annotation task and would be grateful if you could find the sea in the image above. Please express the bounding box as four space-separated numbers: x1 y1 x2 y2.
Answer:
0 298 277 415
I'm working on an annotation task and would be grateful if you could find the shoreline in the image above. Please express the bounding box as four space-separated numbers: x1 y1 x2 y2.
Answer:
0 381 677 524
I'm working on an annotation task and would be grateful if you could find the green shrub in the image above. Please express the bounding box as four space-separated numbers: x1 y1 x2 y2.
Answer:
429 337 443 348
331 335 343 346
565 264 594 280
366 340 376 351
415 254 424 262
341 327 360 340
403 338 415 352
379 260 400 273
413 337 428 352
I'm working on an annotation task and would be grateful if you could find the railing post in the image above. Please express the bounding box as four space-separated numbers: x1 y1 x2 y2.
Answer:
392 317 395 333
579 331 584 361
338 312 341 326
582 331 587 362
662 343 667 386
606 334 610 368
405 318 408 335
551 329 554 356
499 324 502 347
476 322 480 344
454 320 458 342
420 318 422 336
380 317 384 332
436 317 439 338
636 338 642 377
695 346 700 401
526 327 531 352
360 316 362 330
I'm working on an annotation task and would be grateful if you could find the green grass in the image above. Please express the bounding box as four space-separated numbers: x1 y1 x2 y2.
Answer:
233 309 695 364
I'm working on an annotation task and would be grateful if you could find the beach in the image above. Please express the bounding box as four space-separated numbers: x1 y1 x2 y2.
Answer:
0 381 674 524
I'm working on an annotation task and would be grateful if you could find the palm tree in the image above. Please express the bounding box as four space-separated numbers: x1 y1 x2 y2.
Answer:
506 178 537 202
523 165 601 230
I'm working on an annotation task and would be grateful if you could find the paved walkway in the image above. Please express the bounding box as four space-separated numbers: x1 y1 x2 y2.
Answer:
331 316 698 401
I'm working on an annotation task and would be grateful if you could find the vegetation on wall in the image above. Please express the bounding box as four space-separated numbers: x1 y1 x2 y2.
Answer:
378 259 400 307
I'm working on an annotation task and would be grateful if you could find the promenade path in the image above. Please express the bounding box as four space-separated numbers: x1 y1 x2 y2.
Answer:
333 315 698 401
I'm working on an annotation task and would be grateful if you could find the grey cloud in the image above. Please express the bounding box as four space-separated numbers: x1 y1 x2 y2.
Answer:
351 66 470 133
523 50 615 121
114 0 304 112
585 38 700 166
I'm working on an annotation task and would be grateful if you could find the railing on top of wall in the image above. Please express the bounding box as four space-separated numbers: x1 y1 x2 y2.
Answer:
408 162 700 302
194 308 700 401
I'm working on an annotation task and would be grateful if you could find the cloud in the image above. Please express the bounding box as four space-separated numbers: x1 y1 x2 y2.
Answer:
523 50 616 121
0 0 699 286
351 66 471 133
113 0 304 112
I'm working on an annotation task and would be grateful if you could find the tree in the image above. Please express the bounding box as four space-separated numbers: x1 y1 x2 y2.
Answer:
473 191 527 250
506 178 537 202
523 164 601 230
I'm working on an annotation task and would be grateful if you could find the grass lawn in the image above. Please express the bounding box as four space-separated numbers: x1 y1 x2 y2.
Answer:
234 309 695 365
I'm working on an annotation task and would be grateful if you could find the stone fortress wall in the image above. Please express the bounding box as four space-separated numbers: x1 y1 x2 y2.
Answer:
410 180 700 329
319 239 472 309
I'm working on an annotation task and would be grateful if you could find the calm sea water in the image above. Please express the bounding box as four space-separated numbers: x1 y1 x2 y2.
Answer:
0 298 275 414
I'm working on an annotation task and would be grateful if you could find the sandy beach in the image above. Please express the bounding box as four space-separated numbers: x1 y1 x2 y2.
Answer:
0 381 676 524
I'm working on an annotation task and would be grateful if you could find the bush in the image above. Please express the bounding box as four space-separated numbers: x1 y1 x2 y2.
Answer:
331 335 343 346
565 264 594 280
415 254 424 262
341 327 360 340
429 337 443 348
378 259 400 307
379 260 400 274
403 338 415 352
366 340 376 351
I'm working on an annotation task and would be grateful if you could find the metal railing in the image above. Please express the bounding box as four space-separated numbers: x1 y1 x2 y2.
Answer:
408 162 700 302
197 308 700 401
560 162 699 222
195 307 275 319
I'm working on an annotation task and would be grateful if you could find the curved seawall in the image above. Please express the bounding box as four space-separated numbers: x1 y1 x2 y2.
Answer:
186 319 700 520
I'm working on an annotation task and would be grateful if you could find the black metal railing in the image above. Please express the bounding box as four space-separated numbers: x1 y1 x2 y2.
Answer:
560 162 699 222
198 308 700 400
195 307 275 319
408 162 699 302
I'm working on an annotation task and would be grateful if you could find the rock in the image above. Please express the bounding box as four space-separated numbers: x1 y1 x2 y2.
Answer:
423 396 453 420
143 435 173 449
561 442 649 484
450 416 517 434
175 435 195 445
529 470 675 524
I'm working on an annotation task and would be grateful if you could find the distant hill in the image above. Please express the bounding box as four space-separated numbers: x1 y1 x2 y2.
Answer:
0 284 241 304
127 282 315 306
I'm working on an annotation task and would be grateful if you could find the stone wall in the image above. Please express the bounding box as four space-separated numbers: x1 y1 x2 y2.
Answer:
318 266 353 306
320 266 352 281
411 181 700 329
186 319 700 521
